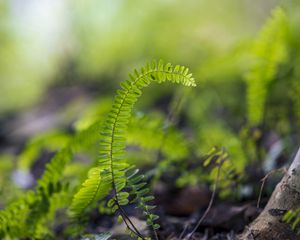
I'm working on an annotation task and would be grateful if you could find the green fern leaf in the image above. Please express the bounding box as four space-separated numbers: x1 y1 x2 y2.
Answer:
70 60 196 217
283 208 300 234
245 7 288 124
0 121 103 238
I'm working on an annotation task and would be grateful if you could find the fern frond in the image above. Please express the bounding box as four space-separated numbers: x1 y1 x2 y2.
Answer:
126 169 160 232
69 167 103 215
0 121 103 238
283 207 300 234
245 7 288 125
70 60 196 219
0 191 35 238
18 131 71 171
25 181 70 238
1 60 195 238
127 113 189 162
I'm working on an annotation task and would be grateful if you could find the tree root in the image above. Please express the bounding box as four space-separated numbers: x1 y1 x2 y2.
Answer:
239 170 300 240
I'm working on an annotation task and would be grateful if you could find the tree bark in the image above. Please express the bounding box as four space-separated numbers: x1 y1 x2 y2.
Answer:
239 148 300 240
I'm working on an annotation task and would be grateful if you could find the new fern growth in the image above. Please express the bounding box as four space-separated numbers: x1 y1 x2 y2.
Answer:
283 207 300 235
0 60 195 239
0 121 102 238
245 7 288 125
70 60 196 238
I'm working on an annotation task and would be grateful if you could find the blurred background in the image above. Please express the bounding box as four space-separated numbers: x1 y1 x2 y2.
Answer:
1 0 294 113
1 0 300 218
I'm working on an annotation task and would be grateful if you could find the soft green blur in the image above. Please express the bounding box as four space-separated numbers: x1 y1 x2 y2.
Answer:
1 0 300 178
1 2 300 235
0 0 292 113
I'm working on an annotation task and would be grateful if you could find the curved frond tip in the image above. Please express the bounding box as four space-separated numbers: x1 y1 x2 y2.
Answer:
70 60 196 217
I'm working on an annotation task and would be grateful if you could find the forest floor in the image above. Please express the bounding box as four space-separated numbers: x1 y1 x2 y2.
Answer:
0 86 281 240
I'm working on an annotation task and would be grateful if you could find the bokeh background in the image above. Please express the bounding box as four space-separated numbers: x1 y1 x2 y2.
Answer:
1 0 297 113
1 0 300 219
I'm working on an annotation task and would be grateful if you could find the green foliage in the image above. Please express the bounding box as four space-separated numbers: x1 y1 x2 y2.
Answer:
126 113 189 164
18 131 71 171
0 193 34 238
0 121 103 238
245 7 289 125
175 121 245 199
74 97 113 132
0 154 22 205
127 168 160 231
197 123 246 172
0 185 70 239
70 60 195 238
283 207 300 234
0 60 196 239
176 145 242 199
2 2 300 239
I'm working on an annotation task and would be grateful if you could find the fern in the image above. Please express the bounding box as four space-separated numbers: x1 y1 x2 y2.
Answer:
126 113 189 164
0 121 103 238
174 121 244 198
245 7 288 125
70 60 195 237
175 145 242 201
283 207 300 234
0 192 35 238
0 60 195 238
126 168 160 233
17 131 71 171
25 182 70 238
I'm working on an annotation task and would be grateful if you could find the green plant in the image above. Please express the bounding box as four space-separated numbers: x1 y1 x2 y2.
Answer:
0 121 102 238
0 60 195 239
70 60 195 238
245 7 288 126
283 207 300 234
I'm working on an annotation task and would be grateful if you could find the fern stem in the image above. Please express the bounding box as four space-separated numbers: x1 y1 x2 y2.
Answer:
108 65 193 237
109 78 146 239
152 226 159 240
183 161 222 240
70 60 195 238
257 167 286 208
117 204 145 239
